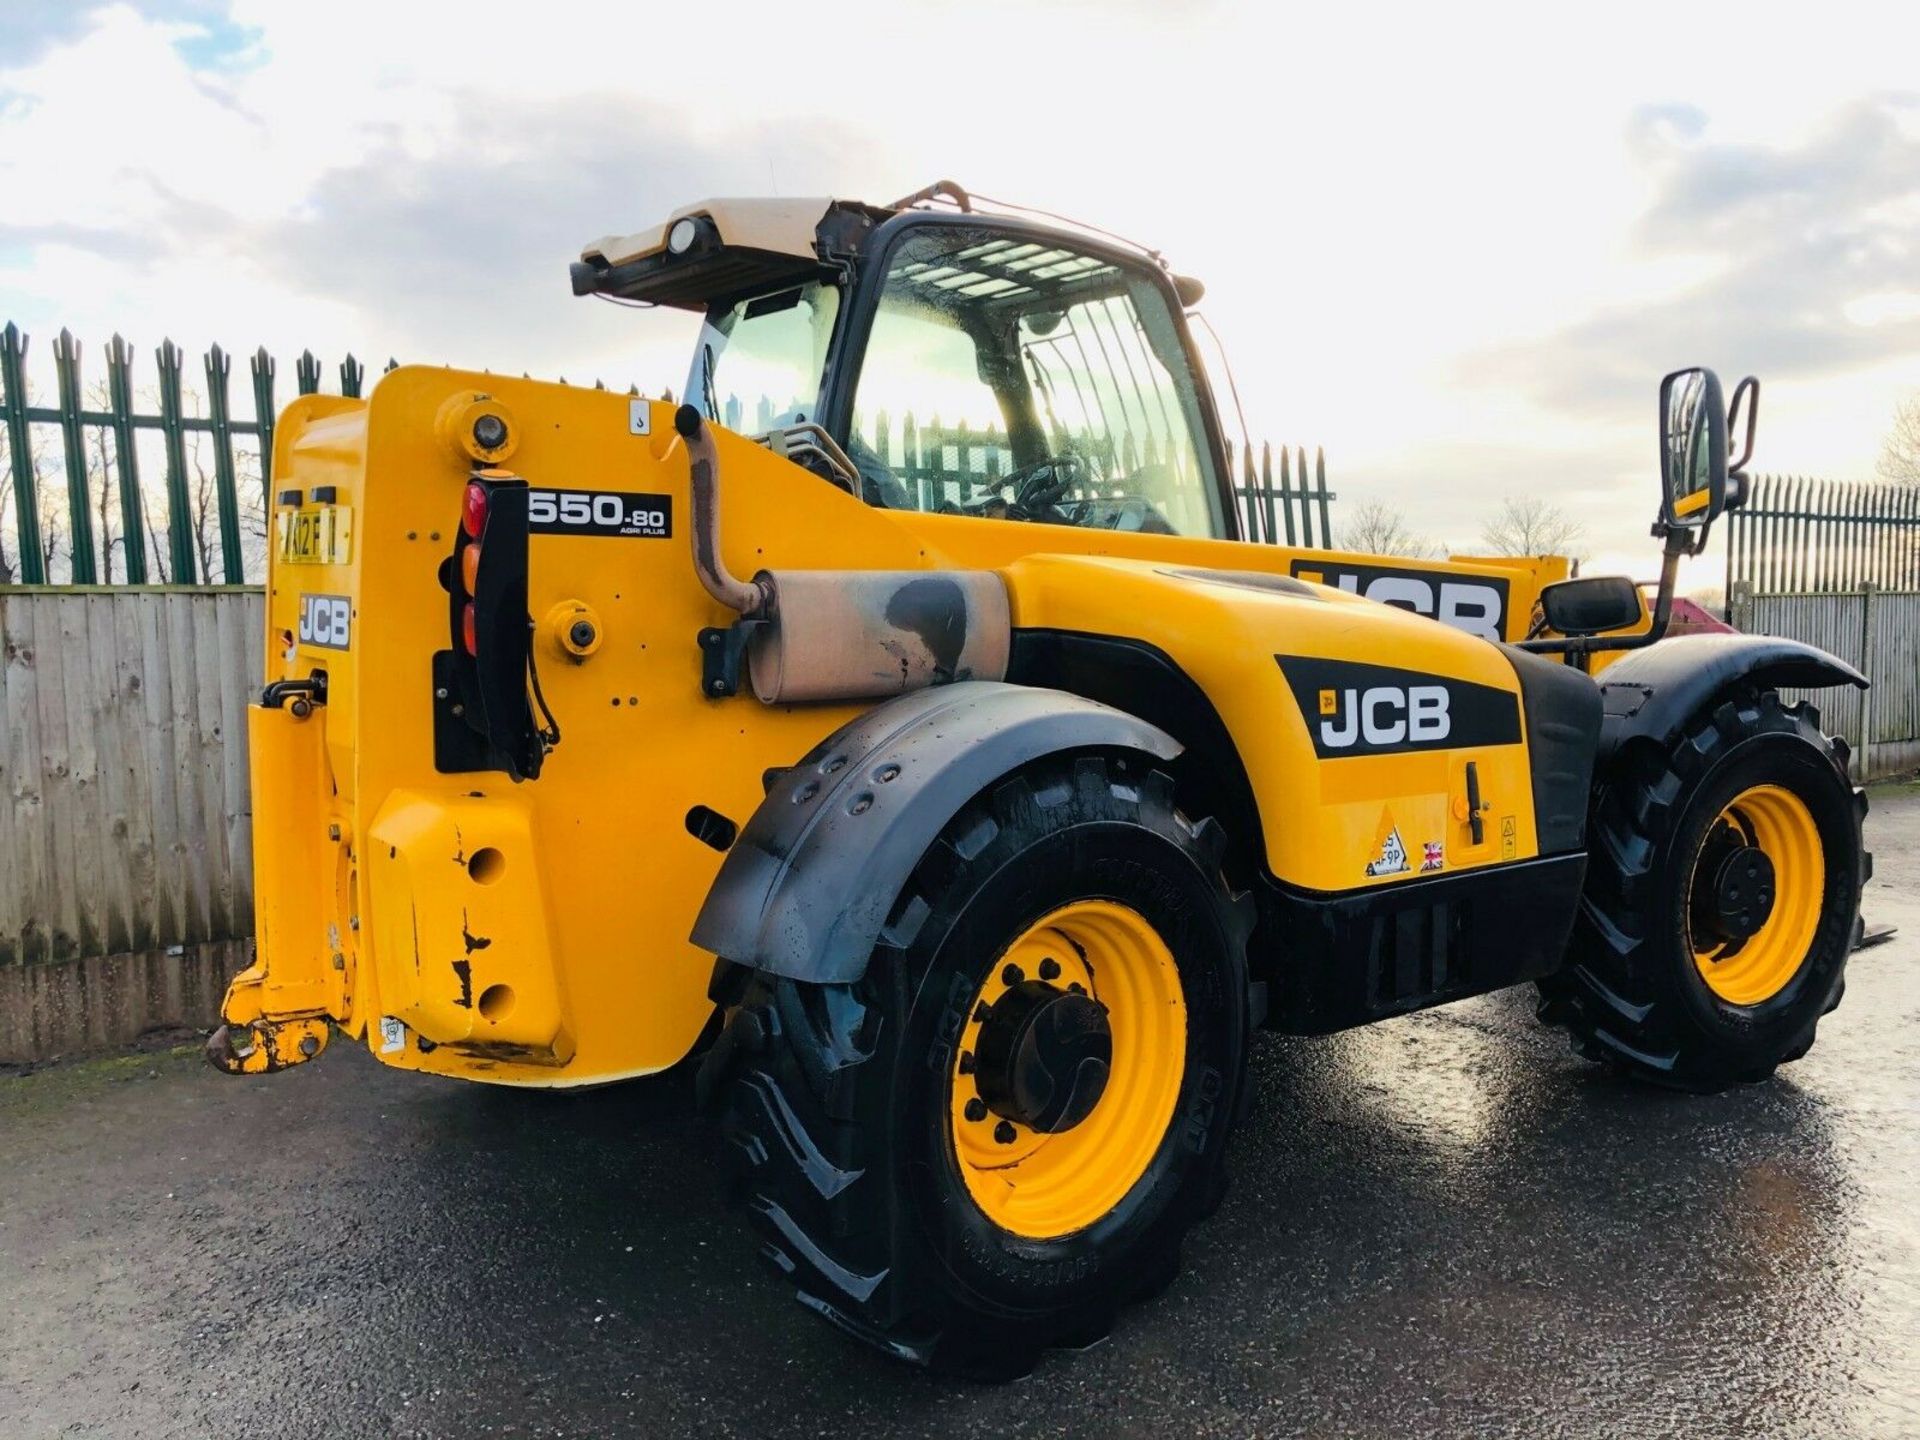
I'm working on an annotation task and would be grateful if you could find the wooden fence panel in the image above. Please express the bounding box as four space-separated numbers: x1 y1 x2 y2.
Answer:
0 587 262 971
1732 585 1920 779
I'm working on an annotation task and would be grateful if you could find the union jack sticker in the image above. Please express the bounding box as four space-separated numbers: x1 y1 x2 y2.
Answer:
1421 840 1445 872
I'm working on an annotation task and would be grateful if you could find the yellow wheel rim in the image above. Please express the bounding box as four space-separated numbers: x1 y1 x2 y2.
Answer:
948 900 1186 1240
1689 784 1825 1006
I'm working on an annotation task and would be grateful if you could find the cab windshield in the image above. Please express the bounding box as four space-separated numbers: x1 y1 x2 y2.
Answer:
688 281 841 434
846 225 1226 538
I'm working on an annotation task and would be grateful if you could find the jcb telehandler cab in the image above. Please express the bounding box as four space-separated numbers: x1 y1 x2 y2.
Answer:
212 183 1868 1376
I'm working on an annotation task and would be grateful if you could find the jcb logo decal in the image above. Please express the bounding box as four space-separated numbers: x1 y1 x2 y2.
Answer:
1320 684 1451 749
297 593 351 650
1276 657 1519 758
1290 560 1508 642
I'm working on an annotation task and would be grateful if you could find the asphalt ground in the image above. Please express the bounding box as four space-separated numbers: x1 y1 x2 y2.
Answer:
3 785 1917 1439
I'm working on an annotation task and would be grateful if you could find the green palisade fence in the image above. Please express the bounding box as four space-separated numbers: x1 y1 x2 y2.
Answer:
0 321 388 586
4 321 1336 587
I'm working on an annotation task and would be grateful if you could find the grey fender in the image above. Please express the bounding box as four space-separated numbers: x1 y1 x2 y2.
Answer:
1595 633 1866 764
690 680 1182 984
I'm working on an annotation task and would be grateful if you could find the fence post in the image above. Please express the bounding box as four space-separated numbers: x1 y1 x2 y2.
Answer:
52 328 98 583
204 345 245 583
1 322 47 583
250 347 277 496
106 335 147 583
1727 579 1754 632
1314 446 1332 549
1858 583 1875 782
155 338 199 584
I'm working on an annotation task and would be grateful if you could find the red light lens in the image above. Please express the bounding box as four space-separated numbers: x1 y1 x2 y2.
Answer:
461 482 489 539
460 542 481 596
461 601 477 656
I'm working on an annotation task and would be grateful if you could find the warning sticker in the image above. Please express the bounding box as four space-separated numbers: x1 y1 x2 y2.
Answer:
379 1015 406 1054
1365 808 1411 877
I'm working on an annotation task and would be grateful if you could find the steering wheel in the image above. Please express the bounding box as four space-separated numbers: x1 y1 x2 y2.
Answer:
1006 454 1085 516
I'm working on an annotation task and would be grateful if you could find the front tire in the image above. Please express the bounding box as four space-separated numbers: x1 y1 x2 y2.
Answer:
713 753 1252 1377
1541 691 1866 1091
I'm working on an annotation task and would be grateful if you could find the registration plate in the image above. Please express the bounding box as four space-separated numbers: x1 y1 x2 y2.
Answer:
277 505 353 566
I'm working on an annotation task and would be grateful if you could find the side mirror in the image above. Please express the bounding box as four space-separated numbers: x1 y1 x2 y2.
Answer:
1540 575 1644 638
1658 366 1728 542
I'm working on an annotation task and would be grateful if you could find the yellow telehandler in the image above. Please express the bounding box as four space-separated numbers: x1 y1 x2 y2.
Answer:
209 182 1868 1376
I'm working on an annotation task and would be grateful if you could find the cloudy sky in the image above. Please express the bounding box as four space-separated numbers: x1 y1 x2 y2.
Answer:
3 0 1917 580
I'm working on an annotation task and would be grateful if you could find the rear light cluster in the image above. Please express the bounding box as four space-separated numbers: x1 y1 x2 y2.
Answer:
459 480 489 656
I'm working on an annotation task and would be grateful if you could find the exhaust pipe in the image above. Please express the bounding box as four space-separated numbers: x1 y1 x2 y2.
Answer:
676 405 771 618
674 405 1009 704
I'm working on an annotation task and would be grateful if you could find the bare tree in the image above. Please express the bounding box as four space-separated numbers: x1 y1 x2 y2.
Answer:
1480 495 1586 561
85 381 122 583
1338 498 1439 558
1876 394 1920 485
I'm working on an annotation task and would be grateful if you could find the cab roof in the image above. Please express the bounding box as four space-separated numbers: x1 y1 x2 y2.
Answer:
570 183 1204 311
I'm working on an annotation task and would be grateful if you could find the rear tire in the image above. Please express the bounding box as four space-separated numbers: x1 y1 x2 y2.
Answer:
712 752 1252 1377
1539 691 1865 1092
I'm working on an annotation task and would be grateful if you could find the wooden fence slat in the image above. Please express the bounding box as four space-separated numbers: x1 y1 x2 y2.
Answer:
0 596 23 964
30 594 81 960
159 591 209 942
111 593 158 953
135 592 186 947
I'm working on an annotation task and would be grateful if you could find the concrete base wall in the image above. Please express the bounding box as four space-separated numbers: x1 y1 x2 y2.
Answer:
0 940 247 1065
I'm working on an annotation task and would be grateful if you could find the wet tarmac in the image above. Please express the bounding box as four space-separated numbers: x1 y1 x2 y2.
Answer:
4 786 1917 1439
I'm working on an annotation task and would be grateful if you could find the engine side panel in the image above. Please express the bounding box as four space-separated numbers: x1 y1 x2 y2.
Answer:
1001 556 1548 892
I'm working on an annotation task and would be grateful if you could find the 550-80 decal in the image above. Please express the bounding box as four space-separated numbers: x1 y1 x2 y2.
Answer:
528 488 672 539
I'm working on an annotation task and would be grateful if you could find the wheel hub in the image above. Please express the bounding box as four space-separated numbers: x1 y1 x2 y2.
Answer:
1708 842 1777 942
973 980 1112 1134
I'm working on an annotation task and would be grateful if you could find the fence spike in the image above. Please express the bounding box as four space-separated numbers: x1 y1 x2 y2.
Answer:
52 327 99 582
204 342 245 582
155 337 198 584
106 333 146 582
1 321 47 581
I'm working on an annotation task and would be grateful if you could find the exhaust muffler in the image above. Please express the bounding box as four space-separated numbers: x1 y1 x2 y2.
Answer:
675 406 1009 704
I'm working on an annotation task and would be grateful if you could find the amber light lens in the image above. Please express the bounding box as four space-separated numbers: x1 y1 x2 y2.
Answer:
460 542 481 596
461 482 489 539
461 601 477 656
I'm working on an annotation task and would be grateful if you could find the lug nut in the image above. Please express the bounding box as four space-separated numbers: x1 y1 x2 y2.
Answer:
957 1050 975 1075
472 414 508 450
965 1098 987 1123
994 1121 1017 1145
1038 957 1061 981
1001 963 1023 986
